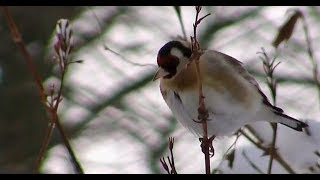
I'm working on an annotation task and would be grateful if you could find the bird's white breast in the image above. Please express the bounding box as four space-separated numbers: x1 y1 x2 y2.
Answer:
164 85 262 137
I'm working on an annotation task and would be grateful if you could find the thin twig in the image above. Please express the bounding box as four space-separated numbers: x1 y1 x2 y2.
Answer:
86 7 156 68
104 45 157 67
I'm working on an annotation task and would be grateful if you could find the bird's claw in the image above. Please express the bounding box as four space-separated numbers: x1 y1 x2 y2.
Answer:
199 135 215 157
192 118 212 123
193 118 202 123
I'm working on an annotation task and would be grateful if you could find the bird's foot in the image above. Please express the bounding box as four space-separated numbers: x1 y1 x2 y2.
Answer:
199 135 215 157
197 104 209 120
192 118 212 123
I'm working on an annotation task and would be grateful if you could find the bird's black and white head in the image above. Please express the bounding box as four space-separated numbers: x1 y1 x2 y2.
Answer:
153 40 192 80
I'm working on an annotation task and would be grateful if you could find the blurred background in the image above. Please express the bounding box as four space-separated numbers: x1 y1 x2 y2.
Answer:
1 6 320 174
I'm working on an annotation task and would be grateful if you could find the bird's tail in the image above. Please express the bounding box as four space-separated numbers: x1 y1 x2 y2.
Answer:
273 112 308 131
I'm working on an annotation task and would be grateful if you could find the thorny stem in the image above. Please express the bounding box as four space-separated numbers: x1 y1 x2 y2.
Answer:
191 6 212 174
0 7 83 174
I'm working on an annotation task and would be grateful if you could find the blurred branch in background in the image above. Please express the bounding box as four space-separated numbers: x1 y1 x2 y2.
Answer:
0 7 83 174
1 6 320 174
0 6 109 173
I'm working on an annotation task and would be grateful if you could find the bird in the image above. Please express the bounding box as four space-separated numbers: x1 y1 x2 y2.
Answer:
153 39 307 138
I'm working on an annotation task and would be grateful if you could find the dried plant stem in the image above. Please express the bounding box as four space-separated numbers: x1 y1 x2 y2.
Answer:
0 6 83 174
160 137 177 174
259 49 279 174
51 65 83 174
191 6 212 174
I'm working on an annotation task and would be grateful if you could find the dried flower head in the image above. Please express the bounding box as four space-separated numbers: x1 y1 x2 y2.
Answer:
54 19 73 69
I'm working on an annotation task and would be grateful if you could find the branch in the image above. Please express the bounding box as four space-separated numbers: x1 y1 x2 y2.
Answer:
190 6 212 174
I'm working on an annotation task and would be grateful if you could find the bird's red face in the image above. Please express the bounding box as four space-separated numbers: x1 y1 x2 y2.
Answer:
153 41 192 80
157 54 179 79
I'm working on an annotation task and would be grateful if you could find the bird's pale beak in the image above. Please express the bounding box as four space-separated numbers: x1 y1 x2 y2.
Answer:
153 68 170 81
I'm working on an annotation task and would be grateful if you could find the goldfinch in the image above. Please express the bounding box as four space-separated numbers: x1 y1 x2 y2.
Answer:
153 40 307 137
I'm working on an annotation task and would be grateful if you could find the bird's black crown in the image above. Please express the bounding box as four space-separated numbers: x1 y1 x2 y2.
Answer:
158 41 192 58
